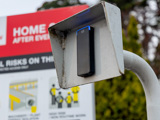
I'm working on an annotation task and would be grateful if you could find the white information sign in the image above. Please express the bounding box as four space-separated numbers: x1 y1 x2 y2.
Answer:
0 5 95 120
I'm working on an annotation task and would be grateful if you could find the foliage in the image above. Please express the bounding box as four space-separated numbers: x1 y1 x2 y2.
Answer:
103 0 146 11
124 16 142 56
95 74 146 120
37 0 83 10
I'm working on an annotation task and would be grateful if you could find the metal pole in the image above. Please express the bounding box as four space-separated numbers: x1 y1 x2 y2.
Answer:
123 50 160 120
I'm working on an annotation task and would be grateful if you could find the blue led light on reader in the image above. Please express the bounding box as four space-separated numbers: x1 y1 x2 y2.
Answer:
76 26 91 35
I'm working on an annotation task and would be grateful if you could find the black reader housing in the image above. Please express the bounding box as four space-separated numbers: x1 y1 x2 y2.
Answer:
77 26 95 77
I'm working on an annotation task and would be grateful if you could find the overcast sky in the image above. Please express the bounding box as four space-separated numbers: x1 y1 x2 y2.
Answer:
0 0 99 17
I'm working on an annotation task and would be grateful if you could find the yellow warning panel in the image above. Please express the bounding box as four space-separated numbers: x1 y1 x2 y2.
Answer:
9 80 38 112
49 78 80 109
31 106 37 113
9 94 20 103
10 81 37 91
9 94 21 111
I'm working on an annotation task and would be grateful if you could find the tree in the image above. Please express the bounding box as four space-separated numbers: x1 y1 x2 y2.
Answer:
37 0 83 10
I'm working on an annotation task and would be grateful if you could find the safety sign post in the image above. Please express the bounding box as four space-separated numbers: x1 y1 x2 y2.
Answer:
124 50 160 120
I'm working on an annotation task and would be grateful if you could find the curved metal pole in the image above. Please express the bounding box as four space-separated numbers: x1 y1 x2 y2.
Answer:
123 50 160 120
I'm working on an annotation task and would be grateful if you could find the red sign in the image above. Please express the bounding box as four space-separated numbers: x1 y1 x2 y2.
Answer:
0 5 88 57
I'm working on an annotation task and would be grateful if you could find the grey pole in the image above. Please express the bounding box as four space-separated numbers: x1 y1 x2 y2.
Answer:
123 50 160 120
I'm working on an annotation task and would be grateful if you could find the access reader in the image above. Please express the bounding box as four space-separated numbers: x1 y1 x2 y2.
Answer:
77 26 95 77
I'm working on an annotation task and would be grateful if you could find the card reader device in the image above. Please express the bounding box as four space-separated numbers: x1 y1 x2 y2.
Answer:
77 26 95 77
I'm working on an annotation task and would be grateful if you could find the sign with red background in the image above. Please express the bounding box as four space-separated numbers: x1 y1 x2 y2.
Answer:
0 5 88 58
